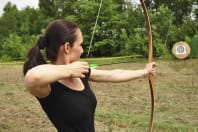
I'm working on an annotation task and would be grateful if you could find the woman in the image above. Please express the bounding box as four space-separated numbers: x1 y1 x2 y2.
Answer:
23 19 156 132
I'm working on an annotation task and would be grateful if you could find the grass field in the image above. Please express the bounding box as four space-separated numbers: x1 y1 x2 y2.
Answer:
0 59 197 132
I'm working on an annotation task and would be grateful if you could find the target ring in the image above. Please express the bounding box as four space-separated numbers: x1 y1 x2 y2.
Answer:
172 41 190 59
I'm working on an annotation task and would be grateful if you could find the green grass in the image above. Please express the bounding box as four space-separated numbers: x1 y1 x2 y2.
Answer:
81 55 145 66
0 59 198 132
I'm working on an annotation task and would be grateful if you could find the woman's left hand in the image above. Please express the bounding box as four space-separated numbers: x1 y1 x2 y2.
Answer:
145 62 157 76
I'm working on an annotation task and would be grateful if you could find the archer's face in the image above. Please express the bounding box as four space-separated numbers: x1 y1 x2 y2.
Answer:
68 28 84 62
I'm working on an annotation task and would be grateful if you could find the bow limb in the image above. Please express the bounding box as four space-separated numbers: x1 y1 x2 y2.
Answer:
139 0 155 132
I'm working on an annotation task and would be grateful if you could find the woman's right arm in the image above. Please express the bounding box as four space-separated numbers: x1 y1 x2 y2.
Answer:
24 61 89 98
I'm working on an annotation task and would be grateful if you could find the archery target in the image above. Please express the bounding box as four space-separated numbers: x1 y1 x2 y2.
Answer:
172 41 191 59
176 45 186 54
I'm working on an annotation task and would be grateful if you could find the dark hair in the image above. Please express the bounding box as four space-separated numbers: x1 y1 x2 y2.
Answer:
23 19 79 75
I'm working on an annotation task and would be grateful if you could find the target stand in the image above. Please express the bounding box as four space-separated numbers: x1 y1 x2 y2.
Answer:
172 41 191 59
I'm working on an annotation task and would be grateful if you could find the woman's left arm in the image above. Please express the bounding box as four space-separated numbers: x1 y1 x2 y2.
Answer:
89 62 156 82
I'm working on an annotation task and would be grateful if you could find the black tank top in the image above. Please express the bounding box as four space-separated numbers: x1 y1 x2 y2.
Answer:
37 70 97 132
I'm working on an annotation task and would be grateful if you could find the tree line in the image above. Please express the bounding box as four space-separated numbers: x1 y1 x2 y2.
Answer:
0 0 197 61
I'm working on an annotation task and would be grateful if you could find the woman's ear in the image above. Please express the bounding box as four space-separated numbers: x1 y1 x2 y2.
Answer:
64 42 71 54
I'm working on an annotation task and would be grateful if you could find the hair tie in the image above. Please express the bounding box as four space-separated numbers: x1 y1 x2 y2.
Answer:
37 36 47 49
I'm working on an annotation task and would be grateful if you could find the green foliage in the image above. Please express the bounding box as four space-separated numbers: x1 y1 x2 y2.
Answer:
146 0 196 24
180 18 197 38
119 28 131 55
190 35 198 57
0 2 20 37
0 34 24 60
0 0 197 61
129 30 148 57
94 39 115 57
0 33 38 61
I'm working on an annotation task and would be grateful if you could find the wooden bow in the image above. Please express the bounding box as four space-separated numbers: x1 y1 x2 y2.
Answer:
139 0 155 132
88 0 155 131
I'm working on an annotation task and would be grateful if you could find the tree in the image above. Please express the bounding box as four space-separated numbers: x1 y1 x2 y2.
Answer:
192 1 198 21
0 34 25 60
0 0 197 60
0 2 20 36
77 0 123 57
145 0 196 25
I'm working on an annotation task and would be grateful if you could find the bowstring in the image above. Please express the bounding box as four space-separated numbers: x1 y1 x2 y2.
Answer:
86 0 103 59
86 0 102 94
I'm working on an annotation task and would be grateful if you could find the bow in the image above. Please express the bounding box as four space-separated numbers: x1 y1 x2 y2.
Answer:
87 0 155 131
139 0 155 132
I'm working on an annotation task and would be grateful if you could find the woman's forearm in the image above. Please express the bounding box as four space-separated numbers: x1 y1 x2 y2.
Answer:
25 61 89 88
90 69 149 82
110 69 148 82
25 64 71 88
90 62 156 83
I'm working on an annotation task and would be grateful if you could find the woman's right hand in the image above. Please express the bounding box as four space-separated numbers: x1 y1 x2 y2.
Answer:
68 61 89 78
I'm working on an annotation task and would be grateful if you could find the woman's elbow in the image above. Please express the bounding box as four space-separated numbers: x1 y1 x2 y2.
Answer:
24 70 40 88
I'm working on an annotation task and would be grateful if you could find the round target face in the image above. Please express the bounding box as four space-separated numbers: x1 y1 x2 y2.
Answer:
172 41 190 59
176 45 186 54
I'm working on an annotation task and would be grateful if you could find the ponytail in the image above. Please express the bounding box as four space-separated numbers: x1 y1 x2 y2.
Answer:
23 36 47 75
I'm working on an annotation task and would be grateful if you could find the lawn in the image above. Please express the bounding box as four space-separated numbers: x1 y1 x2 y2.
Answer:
0 59 197 132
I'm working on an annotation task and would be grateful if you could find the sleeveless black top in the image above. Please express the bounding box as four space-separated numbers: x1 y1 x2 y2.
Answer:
37 70 97 132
